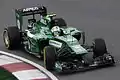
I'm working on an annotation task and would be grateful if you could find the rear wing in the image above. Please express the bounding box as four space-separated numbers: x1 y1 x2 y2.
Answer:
15 6 47 30
15 6 47 16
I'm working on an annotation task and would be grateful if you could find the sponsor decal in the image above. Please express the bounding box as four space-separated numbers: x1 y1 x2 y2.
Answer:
49 40 62 48
23 7 39 12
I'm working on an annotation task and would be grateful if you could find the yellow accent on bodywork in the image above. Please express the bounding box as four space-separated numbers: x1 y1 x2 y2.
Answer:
43 47 46 68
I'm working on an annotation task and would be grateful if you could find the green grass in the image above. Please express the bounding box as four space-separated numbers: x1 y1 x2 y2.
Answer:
0 67 18 80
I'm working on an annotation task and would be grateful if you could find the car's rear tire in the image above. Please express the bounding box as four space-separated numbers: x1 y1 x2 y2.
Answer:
93 38 107 58
43 46 56 70
3 26 21 50
51 18 67 28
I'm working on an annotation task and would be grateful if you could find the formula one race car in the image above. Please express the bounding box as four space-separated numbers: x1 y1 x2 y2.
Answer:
3 6 115 72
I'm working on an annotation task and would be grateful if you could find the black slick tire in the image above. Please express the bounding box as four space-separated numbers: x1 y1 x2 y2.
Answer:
43 46 56 70
51 18 67 28
3 26 21 50
93 38 107 58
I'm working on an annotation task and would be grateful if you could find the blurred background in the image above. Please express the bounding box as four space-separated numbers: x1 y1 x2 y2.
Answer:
0 0 120 80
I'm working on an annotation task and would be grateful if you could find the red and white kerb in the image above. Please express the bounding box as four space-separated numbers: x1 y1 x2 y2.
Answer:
0 55 50 80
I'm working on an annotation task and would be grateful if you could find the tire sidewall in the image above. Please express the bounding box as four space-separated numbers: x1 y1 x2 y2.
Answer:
93 38 107 58
44 46 56 70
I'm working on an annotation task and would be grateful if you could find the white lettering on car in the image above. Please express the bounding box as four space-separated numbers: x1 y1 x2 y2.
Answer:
49 40 62 48
23 7 39 12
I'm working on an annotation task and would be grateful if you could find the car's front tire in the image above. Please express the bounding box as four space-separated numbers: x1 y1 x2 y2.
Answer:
43 46 56 70
93 38 108 58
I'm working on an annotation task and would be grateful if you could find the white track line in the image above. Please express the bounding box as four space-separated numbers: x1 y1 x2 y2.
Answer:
13 69 48 80
0 55 22 66
0 50 58 80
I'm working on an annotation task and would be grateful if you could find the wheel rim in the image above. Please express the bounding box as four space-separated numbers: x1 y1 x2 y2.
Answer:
3 30 10 48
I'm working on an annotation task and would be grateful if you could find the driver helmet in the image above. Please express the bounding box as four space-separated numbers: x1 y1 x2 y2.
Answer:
51 26 61 36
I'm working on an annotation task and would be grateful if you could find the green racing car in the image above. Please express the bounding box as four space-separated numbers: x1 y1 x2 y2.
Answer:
3 6 115 72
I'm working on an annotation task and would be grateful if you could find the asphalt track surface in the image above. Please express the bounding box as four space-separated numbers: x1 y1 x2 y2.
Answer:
0 0 120 80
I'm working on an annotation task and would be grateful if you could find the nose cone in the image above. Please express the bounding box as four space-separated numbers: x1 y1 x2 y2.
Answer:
71 44 88 54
